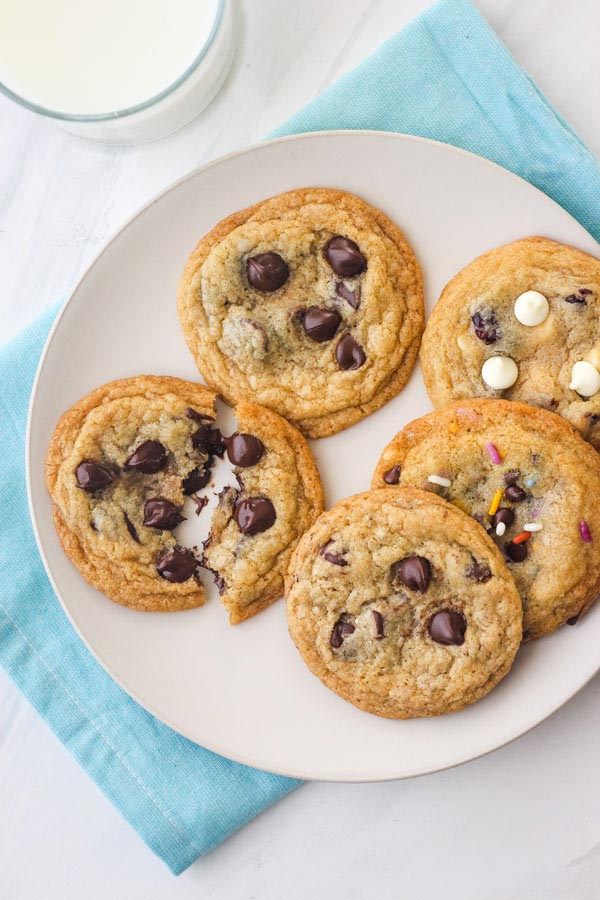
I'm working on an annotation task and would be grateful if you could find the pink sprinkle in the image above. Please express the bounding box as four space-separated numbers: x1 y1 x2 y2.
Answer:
580 521 593 543
531 508 539 519
485 442 502 465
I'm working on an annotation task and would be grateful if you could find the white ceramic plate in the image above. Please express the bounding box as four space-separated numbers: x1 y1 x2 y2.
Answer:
28 131 600 782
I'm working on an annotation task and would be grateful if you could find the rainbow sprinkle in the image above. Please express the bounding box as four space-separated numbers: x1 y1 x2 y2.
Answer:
488 489 503 516
485 442 503 464
513 531 530 544
495 522 506 536
580 521 593 543
428 474 452 488
524 523 542 532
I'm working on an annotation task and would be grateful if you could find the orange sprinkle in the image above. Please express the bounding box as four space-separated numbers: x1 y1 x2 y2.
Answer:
512 531 531 544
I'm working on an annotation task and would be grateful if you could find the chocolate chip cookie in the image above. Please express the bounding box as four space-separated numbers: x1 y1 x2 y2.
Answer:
373 399 600 639
177 188 424 438
285 488 522 719
46 377 324 618
201 400 324 624
420 237 600 448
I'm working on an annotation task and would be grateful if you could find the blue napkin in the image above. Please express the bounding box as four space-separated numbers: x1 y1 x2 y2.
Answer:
2 0 600 876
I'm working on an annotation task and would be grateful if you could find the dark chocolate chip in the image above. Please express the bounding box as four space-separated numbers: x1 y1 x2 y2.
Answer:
567 614 580 626
143 499 185 530
471 310 499 344
565 293 587 304
75 460 115 492
391 556 432 593
505 484 526 502
324 236 367 277
383 465 401 485
192 425 226 457
234 497 276 535
466 558 492 582
503 470 520 486
185 407 215 423
191 495 209 516
492 507 515 528
125 440 167 474
182 464 211 495
123 512 139 543
335 281 360 309
156 547 198 582
320 543 348 566
226 433 265 467
246 252 289 292
301 307 342 342
201 565 226 595
335 334 366 370
579 288 593 295
372 610 385 639
506 541 528 562
428 610 467 645
330 618 356 649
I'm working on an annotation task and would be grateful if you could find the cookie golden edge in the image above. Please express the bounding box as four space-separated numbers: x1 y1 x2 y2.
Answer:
285 487 522 719
222 399 325 625
420 236 600 423
46 375 218 613
372 399 600 638
177 187 425 439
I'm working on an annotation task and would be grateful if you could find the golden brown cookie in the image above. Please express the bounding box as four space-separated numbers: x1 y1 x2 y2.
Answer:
177 188 424 438
202 400 324 624
373 399 600 639
420 237 600 448
285 488 522 719
47 377 324 619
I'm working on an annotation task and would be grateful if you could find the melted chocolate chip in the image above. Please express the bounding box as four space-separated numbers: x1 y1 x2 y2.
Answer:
123 512 139 543
503 470 520 485
234 497 276 535
335 281 360 309
492 507 515 528
225 432 265 467
191 495 209 516
383 466 402 484
143 499 185 530
192 425 226 458
335 334 366 370
506 541 528 562
185 408 215 423
75 460 115 492
246 252 289 292
466 558 492 582
301 307 342 342
125 440 167 474
567 614 580 626
472 310 499 344
324 236 367 277
156 547 198 582
330 617 355 649
505 484 526 502
372 610 385 639
428 610 467 645
202 565 226 595
391 556 431 593
383 465 401 485
182 464 211 495
320 543 348 566
565 292 588 304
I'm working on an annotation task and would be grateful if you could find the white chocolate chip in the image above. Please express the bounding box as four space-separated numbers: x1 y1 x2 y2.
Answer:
524 523 542 532
570 360 600 397
428 474 451 488
482 356 518 390
513 290 549 326
495 522 506 537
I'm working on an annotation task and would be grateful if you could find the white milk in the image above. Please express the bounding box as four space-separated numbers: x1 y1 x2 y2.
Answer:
0 0 220 114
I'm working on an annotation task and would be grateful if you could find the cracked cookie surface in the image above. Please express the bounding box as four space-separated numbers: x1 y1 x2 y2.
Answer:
373 400 600 639
420 237 600 448
46 376 218 612
285 488 522 719
177 188 423 438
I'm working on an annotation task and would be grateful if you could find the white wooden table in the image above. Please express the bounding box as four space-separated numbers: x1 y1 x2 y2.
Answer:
2 1 600 896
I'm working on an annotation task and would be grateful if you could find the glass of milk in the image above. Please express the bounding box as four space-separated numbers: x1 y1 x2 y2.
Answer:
0 0 235 143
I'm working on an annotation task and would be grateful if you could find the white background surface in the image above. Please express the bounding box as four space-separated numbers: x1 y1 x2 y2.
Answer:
2 0 600 896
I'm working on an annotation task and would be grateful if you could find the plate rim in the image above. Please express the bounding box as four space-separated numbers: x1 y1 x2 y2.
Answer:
26 129 600 782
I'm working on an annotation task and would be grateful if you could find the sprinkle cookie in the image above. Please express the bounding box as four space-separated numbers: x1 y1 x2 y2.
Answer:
420 237 600 448
373 399 600 639
286 488 522 718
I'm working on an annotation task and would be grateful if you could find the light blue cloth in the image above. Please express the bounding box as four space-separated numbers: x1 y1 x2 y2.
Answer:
2 0 600 876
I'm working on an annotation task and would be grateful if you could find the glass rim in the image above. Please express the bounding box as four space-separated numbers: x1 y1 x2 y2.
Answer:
0 0 225 123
